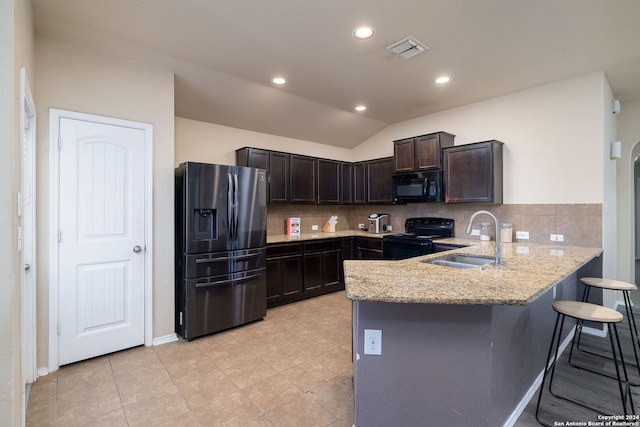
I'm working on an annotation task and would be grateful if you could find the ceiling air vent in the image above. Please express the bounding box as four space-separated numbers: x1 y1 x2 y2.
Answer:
386 36 428 60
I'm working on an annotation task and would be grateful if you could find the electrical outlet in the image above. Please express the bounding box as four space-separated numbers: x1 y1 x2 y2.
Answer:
470 229 480 236
550 234 564 242
515 231 529 240
358 223 365 229
311 225 319 231
364 329 382 355
386 225 392 231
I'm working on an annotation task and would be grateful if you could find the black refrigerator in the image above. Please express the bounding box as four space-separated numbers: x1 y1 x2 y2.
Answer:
175 162 267 340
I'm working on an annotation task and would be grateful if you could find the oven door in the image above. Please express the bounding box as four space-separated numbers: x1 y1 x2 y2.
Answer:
382 236 433 260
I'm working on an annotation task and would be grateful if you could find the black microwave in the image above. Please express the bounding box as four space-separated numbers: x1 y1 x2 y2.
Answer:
392 171 442 203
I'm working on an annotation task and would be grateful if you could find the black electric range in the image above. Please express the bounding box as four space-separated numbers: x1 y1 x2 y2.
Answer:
382 217 455 260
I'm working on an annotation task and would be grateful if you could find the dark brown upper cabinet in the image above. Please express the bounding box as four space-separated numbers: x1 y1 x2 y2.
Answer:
317 159 341 204
269 152 290 203
393 132 455 173
366 157 394 204
353 162 366 204
290 154 317 204
236 147 289 203
237 147 393 205
340 162 354 204
443 140 503 204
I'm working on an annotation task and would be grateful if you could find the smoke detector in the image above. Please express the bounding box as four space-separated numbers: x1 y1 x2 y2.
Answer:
386 36 428 60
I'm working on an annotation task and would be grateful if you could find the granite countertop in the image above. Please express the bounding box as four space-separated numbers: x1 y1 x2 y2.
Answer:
344 238 602 306
267 230 387 244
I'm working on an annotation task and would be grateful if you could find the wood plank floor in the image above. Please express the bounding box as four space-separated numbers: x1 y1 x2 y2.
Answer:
515 306 640 426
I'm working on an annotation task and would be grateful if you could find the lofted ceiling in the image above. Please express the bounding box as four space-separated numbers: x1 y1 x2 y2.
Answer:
32 0 640 148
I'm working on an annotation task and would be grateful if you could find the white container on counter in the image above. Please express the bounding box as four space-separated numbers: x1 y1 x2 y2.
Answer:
479 222 491 241
500 223 513 243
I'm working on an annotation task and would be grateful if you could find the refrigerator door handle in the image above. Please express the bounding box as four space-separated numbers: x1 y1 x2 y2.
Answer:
194 253 261 263
233 173 239 243
227 173 234 242
194 272 264 288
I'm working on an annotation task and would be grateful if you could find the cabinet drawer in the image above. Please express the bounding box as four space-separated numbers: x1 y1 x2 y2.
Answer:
267 242 303 257
356 237 383 250
304 239 342 253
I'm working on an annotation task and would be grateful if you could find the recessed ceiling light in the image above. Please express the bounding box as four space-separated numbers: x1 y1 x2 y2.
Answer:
435 76 451 84
353 26 375 40
272 77 286 85
355 105 367 112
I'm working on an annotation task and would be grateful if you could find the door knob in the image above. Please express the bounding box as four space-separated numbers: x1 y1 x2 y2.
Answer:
133 245 142 253
25 264 31 271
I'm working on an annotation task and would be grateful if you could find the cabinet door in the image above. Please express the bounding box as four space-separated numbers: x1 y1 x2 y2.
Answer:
290 155 317 203
269 152 290 203
280 255 304 297
444 140 503 204
366 157 394 204
243 148 269 170
356 237 384 259
236 148 271 200
414 132 455 171
303 252 324 291
266 243 303 307
414 135 439 171
393 138 415 173
317 159 341 204
340 162 353 204
353 162 366 204
321 249 342 288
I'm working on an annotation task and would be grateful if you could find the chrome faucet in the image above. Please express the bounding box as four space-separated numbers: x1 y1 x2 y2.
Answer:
466 210 503 265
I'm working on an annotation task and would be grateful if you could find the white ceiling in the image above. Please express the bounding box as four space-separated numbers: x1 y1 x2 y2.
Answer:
32 0 640 148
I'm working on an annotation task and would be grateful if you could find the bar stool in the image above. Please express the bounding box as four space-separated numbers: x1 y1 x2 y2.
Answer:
535 300 635 426
570 277 640 384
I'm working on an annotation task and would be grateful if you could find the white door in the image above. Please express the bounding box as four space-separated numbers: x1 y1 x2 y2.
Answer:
57 116 147 366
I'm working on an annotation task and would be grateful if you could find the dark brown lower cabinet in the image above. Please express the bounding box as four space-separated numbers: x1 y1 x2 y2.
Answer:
303 240 342 295
266 238 344 308
266 242 303 308
355 237 384 259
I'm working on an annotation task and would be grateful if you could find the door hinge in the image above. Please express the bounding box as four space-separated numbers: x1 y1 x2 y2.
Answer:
57 322 61 335
58 137 62 151
58 230 62 243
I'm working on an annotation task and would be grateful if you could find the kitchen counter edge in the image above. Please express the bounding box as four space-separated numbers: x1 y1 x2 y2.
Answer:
343 239 602 306
267 230 386 244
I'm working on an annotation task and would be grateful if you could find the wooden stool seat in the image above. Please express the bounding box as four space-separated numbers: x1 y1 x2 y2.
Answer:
553 300 623 323
581 277 637 292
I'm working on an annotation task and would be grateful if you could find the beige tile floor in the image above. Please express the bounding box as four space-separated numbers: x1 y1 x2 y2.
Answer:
26 292 354 426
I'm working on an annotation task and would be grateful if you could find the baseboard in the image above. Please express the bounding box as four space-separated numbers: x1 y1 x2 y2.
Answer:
502 327 575 427
36 367 51 378
153 333 178 346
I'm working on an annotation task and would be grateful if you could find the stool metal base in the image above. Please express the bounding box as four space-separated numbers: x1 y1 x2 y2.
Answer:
571 285 640 386
535 309 635 426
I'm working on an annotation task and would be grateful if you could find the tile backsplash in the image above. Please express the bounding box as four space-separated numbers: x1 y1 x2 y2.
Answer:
267 203 602 248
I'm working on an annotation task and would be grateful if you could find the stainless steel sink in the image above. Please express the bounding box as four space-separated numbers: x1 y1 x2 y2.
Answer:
423 254 496 269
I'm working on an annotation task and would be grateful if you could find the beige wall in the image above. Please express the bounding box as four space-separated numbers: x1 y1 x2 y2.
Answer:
617 99 640 283
34 36 175 370
175 117 354 166
1 0 34 423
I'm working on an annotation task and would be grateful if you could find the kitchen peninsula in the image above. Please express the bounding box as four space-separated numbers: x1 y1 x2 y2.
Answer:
344 240 603 427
